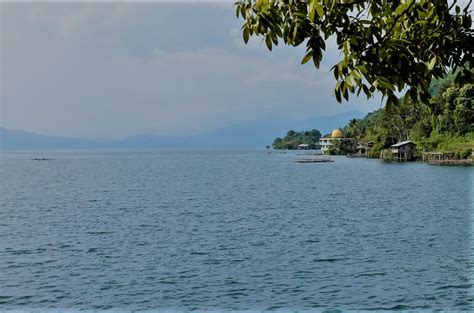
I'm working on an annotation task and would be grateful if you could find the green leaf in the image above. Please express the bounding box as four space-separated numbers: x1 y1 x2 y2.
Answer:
265 35 272 51
346 75 355 88
308 1 324 20
343 41 351 54
352 70 362 81
301 50 313 64
362 84 370 98
243 27 250 44
256 0 269 11
335 88 341 103
292 24 298 42
333 66 339 79
343 87 349 101
312 53 320 69
308 1 316 21
314 2 324 18
240 5 246 19
428 56 436 71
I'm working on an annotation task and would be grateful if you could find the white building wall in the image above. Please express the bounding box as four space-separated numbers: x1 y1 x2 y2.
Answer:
319 138 334 152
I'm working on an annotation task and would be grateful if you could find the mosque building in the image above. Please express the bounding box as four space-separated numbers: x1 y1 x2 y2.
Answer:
319 129 347 153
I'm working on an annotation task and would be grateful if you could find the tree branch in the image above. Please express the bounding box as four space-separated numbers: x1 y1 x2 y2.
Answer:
362 1 416 53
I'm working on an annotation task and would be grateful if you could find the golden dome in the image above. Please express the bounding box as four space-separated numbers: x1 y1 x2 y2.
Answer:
331 129 343 138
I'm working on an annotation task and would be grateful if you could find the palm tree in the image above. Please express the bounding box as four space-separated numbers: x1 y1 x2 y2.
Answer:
347 118 359 138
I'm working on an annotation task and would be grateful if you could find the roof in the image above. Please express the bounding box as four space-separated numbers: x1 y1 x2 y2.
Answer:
331 129 343 138
391 140 417 147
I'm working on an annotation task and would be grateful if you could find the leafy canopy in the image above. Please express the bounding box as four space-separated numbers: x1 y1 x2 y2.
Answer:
273 129 322 149
339 82 473 155
235 0 473 109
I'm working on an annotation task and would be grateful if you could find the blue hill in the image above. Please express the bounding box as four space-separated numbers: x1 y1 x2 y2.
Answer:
185 111 364 148
0 127 101 150
0 111 364 149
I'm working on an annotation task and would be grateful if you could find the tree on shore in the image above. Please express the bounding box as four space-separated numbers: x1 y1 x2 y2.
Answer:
235 0 473 108
273 129 322 149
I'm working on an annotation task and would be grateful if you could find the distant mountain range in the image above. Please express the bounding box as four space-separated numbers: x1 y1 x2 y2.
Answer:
0 111 364 150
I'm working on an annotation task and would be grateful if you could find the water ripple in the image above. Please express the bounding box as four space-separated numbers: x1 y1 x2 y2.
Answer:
0 150 472 310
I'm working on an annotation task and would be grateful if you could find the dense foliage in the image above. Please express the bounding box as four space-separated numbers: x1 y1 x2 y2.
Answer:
271 79 473 158
341 82 474 158
328 138 357 155
273 129 321 149
235 0 473 108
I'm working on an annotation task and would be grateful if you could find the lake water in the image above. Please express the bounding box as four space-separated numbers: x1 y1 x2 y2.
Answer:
0 149 473 311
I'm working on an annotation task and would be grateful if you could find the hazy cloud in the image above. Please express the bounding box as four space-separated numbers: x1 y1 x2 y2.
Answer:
1 2 380 139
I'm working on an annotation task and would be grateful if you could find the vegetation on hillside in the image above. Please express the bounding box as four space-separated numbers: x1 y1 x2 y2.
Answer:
328 138 357 156
273 129 321 149
270 77 473 159
340 81 473 158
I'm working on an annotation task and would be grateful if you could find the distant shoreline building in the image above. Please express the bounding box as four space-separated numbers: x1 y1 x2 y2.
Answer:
356 141 374 157
297 143 310 150
319 129 351 153
390 140 417 161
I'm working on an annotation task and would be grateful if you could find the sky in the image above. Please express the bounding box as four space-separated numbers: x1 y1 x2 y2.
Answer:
0 2 382 139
